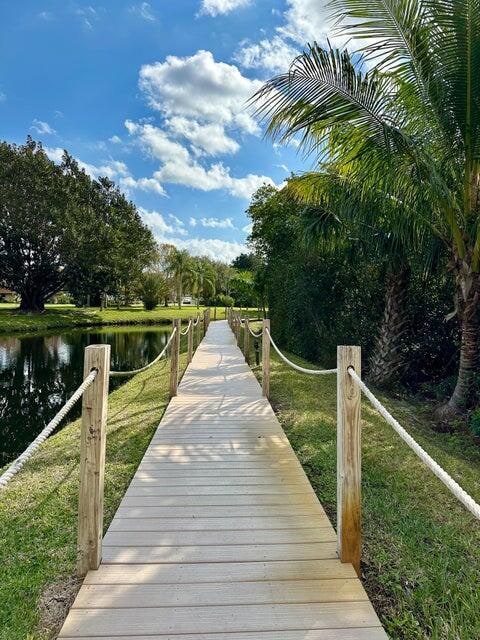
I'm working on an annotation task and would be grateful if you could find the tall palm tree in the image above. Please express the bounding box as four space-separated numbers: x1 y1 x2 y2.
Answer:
167 248 191 309
253 1 480 417
189 259 216 308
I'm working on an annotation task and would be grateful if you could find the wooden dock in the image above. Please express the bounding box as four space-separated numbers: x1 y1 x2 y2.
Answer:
60 320 386 639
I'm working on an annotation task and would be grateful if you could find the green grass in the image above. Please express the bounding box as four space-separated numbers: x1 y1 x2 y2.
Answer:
247 340 480 640
0 350 190 639
0 304 217 334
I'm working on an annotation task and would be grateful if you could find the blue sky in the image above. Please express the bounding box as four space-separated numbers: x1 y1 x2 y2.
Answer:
0 0 332 262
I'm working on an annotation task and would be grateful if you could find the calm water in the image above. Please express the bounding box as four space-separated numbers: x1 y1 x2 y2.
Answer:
0 325 174 465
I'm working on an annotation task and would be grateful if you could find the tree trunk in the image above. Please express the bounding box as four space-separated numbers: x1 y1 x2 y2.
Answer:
367 265 411 387
440 265 480 417
19 289 46 312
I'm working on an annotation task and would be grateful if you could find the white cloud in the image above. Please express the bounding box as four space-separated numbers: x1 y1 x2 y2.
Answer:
200 217 235 229
242 223 253 234
139 207 187 235
109 135 122 144
75 5 99 29
31 119 56 135
139 50 260 134
189 217 197 227
129 2 156 21
166 117 239 157
235 35 299 73
199 0 251 17
125 119 277 199
45 146 133 183
154 235 246 263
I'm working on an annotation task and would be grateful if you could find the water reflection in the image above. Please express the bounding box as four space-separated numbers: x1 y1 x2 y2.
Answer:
0 326 172 465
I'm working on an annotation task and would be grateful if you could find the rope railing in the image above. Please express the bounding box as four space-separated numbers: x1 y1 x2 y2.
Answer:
109 328 177 378
266 328 337 376
180 320 192 336
0 369 98 489
348 368 480 521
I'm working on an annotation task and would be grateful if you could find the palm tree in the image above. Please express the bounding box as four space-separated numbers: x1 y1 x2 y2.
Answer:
167 248 191 309
253 1 480 417
189 259 216 308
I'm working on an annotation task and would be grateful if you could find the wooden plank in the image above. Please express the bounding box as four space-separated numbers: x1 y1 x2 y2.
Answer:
59 602 381 637
64 631 387 640
101 542 338 564
108 515 330 531
103 528 336 547
130 477 311 488
114 505 323 518
84 559 358 584
73 578 365 609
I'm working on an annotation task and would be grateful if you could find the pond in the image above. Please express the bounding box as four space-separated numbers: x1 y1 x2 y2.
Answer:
0 325 177 466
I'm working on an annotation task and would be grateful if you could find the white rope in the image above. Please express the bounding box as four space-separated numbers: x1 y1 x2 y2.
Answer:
110 328 177 378
348 368 480 521
180 320 192 336
266 329 337 375
193 317 200 327
249 329 263 338
0 370 98 489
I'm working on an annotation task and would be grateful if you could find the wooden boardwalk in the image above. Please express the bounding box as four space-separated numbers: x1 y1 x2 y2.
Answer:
60 320 386 639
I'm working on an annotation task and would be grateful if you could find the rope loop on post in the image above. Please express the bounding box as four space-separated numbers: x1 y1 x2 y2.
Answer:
0 370 98 489
109 328 177 378
265 328 337 376
347 367 480 521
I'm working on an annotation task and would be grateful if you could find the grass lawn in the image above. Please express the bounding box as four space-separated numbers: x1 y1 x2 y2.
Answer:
0 304 221 334
246 332 480 639
0 349 190 639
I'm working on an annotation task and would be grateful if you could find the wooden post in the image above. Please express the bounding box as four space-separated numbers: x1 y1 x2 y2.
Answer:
77 344 111 576
235 312 241 343
187 316 193 364
196 313 202 347
169 319 181 398
337 345 362 576
244 318 250 364
214 306 217 321
262 319 270 397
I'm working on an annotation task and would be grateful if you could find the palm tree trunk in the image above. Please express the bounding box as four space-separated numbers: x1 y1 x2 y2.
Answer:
441 268 480 416
367 264 411 387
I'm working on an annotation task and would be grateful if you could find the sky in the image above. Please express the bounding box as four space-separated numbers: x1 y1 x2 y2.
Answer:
0 0 334 263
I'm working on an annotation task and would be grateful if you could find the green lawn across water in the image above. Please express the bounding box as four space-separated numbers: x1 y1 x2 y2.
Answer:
0 303 219 334
247 337 480 640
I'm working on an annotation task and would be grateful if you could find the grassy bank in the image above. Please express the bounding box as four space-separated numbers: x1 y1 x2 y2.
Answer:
250 344 480 639
0 304 215 334
0 351 189 639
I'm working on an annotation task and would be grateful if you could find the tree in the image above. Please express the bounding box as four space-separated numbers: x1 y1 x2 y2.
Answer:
139 272 169 311
253 2 480 417
231 253 256 271
0 139 156 312
189 258 216 307
167 248 192 309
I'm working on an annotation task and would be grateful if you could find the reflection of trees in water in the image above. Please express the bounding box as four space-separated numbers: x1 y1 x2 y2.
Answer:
0 328 170 465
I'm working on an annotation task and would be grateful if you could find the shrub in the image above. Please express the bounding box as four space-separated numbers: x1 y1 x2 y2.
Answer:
139 273 168 311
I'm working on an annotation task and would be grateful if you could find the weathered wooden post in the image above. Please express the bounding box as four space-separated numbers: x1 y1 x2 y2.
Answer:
337 345 362 576
187 316 193 364
77 344 111 576
169 319 181 398
196 313 202 347
244 318 250 364
214 306 217 321
262 318 270 397
235 312 241 343
203 309 208 336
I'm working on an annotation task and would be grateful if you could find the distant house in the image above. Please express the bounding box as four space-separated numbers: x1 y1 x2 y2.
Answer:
0 287 16 303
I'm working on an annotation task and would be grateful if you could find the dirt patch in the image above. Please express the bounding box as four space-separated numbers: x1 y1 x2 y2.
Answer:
37 575 82 638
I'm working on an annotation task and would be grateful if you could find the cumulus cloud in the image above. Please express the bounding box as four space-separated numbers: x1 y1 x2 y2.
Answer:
242 222 253 234
109 135 122 144
199 0 251 17
139 50 260 134
124 119 277 199
200 217 235 229
139 207 187 235
235 35 299 74
31 119 56 135
166 117 239 157
155 235 247 263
